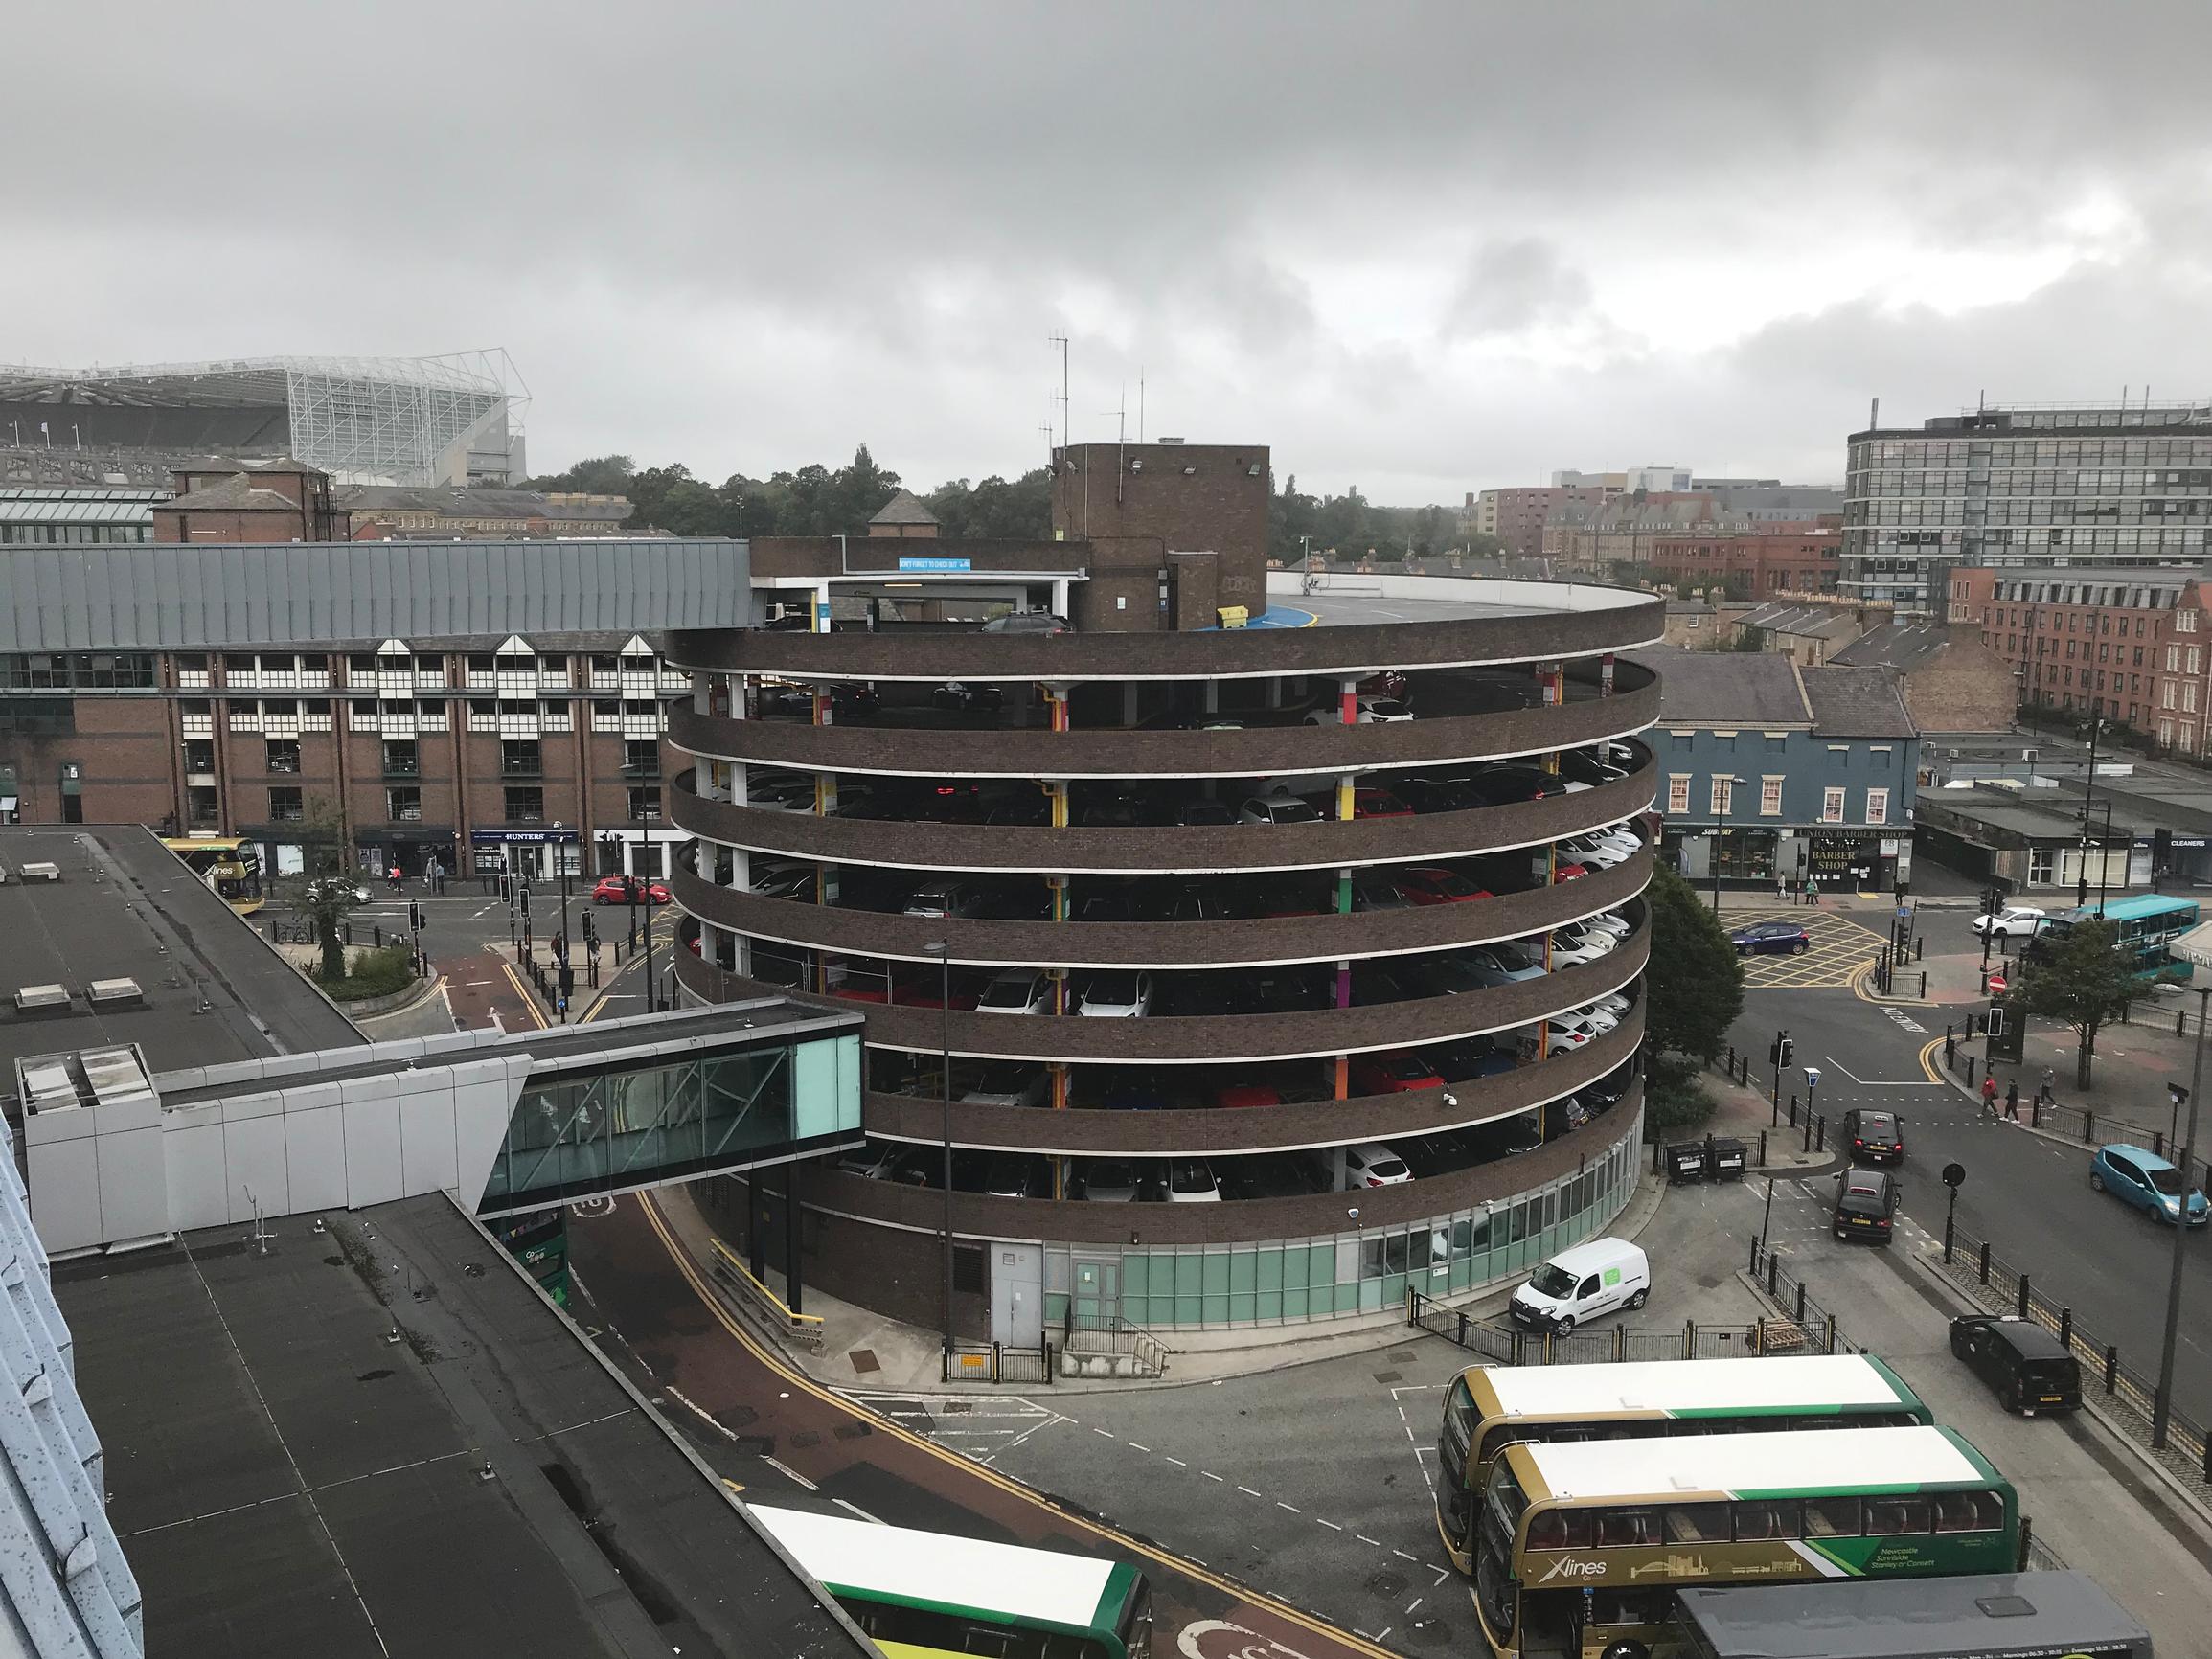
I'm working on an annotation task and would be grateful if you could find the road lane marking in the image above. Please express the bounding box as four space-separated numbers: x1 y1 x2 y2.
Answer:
1165 1456 1187 1466
1128 1443 1152 1453
1357 1534 1381 1547
761 1455 816 1490
1203 1470 1224 1482
633 1193 1397 1659
1278 1502 1301 1513
1316 1518 1342 1531
1239 1486 1264 1498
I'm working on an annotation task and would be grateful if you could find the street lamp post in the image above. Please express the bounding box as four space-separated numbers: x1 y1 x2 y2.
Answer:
924 941 955 1370
2153 983 2210 1448
1709 775 1744 914
2096 799 2116 918
2077 717 2104 910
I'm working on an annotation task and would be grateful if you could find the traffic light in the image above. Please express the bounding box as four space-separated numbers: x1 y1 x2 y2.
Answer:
1780 1034 1794 1069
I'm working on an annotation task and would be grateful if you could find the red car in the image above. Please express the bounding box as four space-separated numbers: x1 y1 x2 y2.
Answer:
592 875 671 905
1393 867 1494 905
1353 787 1414 819
1359 670 1409 700
1214 1080 1282 1109
1550 861 1589 883
1351 1052 1447 1095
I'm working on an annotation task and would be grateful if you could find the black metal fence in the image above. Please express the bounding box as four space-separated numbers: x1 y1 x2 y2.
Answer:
1062 1310 1169 1377
1407 1284 1837 1365
1935 1218 2212 1489
1935 1038 2212 1195
943 1338 1057 1386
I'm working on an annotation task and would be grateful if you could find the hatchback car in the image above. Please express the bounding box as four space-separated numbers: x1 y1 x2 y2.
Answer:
1582 910 1634 939
979 610 1072 634
1841 1107 1905 1166
1350 1052 1446 1094
1078 1159 1142 1202
958 1061 1049 1110
1972 905 2048 940
1178 799 1239 827
1352 787 1414 818
749 864 816 899
1343 1143 1413 1187
901 882 981 920
1078 970 1153 1018
591 875 671 905
1240 793 1323 825
1393 867 1494 905
1349 875 1415 912
1165 1160 1221 1202
2090 1144 2210 1225
1832 1170 1901 1244
930 680 1003 712
1214 1079 1282 1109
976 968 1050 1014
1732 920 1812 956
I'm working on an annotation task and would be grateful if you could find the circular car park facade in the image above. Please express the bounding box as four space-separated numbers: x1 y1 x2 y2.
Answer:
663 578 1664 1339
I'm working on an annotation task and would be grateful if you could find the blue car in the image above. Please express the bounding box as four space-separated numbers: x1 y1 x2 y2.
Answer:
1730 920 1811 956
2090 1143 2210 1226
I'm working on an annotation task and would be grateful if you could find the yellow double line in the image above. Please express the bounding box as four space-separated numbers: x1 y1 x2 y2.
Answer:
633 1192 1398 1659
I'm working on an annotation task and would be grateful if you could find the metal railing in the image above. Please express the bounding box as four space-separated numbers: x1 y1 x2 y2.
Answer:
1062 1310 1169 1377
708 1238 826 1353
1934 1218 2212 1489
1408 1288 1815 1365
944 1338 1056 1386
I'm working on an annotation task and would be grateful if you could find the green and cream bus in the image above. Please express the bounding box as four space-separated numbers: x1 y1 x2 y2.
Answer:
1436 1354 1932 1573
1471 1425 2019 1659
750 1503 1153 1659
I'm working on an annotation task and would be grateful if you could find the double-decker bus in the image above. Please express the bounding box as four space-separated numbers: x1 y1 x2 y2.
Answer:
159 835 265 915
487 1209 569 1307
2034 894 2199 983
1435 1355 1933 1574
1472 1425 2019 1659
749 1504 1153 1659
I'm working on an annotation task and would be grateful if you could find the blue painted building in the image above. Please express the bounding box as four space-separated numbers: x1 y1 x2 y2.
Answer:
1629 647 1922 892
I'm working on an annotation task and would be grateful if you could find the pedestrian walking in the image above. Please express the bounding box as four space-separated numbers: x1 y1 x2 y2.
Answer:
1807 875 1821 906
387 864 402 894
1980 1074 1998 1118
2005 1080 2019 1120
1776 873 1788 903
2040 1065 2056 1106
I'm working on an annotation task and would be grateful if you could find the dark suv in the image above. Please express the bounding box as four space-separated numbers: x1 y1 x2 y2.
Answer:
1841 1108 1905 1166
1950 1315 2081 1416
1832 1169 1901 1244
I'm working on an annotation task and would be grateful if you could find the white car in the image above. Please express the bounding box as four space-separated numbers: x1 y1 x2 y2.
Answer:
1078 1159 1142 1202
1303 694 1413 725
1166 1159 1221 1202
976 968 1050 1014
1078 970 1153 1018
1972 906 2048 940
1539 1017 1603 1056
1343 1143 1413 1187
1585 989 1632 1016
1547 929 1613 966
1560 836 1630 868
1582 911 1633 939
1241 793 1324 825
1570 1002 1621 1035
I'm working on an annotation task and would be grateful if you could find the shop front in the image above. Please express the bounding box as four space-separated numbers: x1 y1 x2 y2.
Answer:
1669 826 1780 889
1806 829 1904 894
471 827 580 880
595 827 684 879
357 826 458 883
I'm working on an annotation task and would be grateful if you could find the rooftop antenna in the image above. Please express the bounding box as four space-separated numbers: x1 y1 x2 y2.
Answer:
1039 421 1055 470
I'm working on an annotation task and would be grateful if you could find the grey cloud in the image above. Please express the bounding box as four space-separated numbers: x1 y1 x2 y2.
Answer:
11 0 2212 502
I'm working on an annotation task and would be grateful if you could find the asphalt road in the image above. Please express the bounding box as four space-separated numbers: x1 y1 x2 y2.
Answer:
1728 978 2212 1429
565 1193 1397 1659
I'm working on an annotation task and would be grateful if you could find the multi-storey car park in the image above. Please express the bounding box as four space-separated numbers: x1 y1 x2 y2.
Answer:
661 567 1666 1343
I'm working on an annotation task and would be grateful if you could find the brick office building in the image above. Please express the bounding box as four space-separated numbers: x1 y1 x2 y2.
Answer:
1948 563 2212 755
1472 485 1611 560
153 456 341 543
1644 526 1841 597
0 538 743 880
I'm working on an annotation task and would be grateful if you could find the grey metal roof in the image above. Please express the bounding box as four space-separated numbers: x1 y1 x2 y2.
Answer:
0 498 152 525
1676 1571 2147 1659
165 475 299 511
0 538 748 650
1802 663 1918 738
1627 645 1811 725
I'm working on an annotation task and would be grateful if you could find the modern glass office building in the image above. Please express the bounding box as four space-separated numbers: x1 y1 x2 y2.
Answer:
1841 401 2212 614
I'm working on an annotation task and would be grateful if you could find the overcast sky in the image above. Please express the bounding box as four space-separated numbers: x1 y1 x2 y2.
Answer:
11 2 2212 505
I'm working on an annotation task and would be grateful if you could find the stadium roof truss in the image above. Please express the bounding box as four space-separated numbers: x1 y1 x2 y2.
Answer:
0 352 528 486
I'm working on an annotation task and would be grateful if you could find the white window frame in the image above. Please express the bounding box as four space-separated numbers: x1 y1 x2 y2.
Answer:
1866 786 1889 826
1822 785 1846 824
1667 774 1691 815
1760 776 1783 817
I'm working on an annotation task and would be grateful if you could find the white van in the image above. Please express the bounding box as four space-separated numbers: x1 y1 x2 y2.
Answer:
1509 1238 1650 1332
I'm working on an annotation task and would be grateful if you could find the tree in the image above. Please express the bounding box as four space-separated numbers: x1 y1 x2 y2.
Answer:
289 793 359 981
1642 865 1746 1063
2012 918 2136 1087
526 453 635 495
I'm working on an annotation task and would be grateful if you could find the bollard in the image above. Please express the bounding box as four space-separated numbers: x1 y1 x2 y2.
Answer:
1790 1093 1799 1125
2084 1111 2094 1144
1456 1312 1468 1347
1965 1057 1977 1089
1728 1044 1737 1072
1919 971 1927 998
1802 1110 1814 1153
1758 1129 1767 1168
1794 1283 1807 1323
2059 1307 2072 1351
2104 1344 2119 1394
2017 1275 2030 1319
1767 1254 1779 1299
1977 1240 1991 1284
1771 1079 1781 1124
2031 1095 2042 1128
2182 1011 2191 1040
2155 1131 2166 1158
1748 1236 1761 1274
1815 1115 1826 1153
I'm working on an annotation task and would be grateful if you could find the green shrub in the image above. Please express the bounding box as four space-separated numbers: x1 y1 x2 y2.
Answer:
314 943 418 1002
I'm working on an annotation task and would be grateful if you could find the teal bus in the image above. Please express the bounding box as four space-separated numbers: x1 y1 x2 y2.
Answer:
2037 894 2199 983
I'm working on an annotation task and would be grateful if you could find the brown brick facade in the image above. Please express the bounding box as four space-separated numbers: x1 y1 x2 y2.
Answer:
1051 443 1270 623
